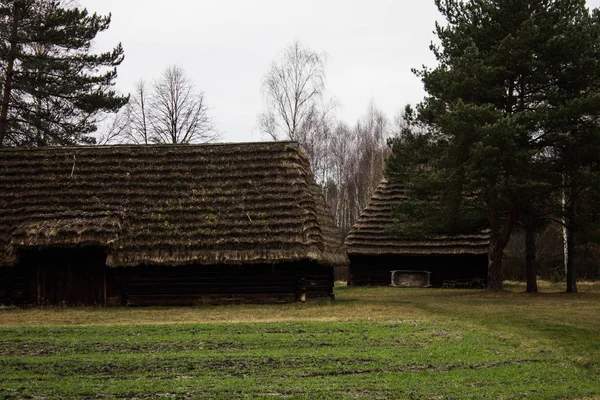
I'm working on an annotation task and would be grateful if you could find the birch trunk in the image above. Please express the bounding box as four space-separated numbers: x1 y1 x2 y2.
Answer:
566 186 578 293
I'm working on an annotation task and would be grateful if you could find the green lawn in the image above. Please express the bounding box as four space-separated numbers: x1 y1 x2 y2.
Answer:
0 282 599 399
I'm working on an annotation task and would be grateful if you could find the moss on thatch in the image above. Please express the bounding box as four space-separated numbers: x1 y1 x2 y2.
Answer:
0 142 347 267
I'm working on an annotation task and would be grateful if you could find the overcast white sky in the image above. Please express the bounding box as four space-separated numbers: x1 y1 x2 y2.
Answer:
80 0 600 143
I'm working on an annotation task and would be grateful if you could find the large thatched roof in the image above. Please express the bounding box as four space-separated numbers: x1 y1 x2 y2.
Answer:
345 178 489 256
0 142 348 267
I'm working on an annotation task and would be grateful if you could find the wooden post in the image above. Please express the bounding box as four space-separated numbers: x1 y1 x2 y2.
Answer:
67 258 72 305
5 267 12 305
122 268 129 306
103 268 107 306
329 269 335 301
36 264 41 305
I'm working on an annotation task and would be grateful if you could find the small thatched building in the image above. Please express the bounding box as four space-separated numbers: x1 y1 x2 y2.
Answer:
345 178 489 287
0 142 347 305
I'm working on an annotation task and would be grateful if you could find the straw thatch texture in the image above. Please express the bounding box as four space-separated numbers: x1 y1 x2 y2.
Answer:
345 178 489 256
0 142 347 267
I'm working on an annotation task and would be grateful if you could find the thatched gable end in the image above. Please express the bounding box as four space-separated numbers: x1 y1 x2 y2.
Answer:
345 179 489 256
0 142 347 268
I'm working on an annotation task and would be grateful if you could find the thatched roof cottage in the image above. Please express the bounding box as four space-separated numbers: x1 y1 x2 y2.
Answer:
345 178 489 287
0 142 347 305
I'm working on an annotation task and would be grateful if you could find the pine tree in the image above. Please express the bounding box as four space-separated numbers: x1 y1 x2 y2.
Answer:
0 0 127 147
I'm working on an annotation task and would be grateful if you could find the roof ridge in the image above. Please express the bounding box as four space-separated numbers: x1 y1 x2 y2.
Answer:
0 141 301 152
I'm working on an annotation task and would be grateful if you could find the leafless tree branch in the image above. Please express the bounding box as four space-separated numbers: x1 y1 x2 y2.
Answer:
259 41 327 142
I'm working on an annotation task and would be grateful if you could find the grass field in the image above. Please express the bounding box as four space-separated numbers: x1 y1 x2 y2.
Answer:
0 282 599 399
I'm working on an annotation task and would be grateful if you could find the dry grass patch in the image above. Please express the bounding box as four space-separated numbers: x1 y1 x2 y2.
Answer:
0 280 599 328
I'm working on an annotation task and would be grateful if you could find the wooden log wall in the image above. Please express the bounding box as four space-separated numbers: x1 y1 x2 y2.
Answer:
107 262 334 306
0 266 27 305
0 251 334 306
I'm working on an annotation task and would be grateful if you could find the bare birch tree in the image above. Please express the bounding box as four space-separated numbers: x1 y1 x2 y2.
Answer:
259 41 335 177
259 41 328 139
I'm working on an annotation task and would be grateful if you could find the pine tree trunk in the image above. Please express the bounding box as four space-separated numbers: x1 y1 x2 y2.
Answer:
0 6 19 147
566 188 578 293
487 201 518 291
487 230 504 291
525 222 538 293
